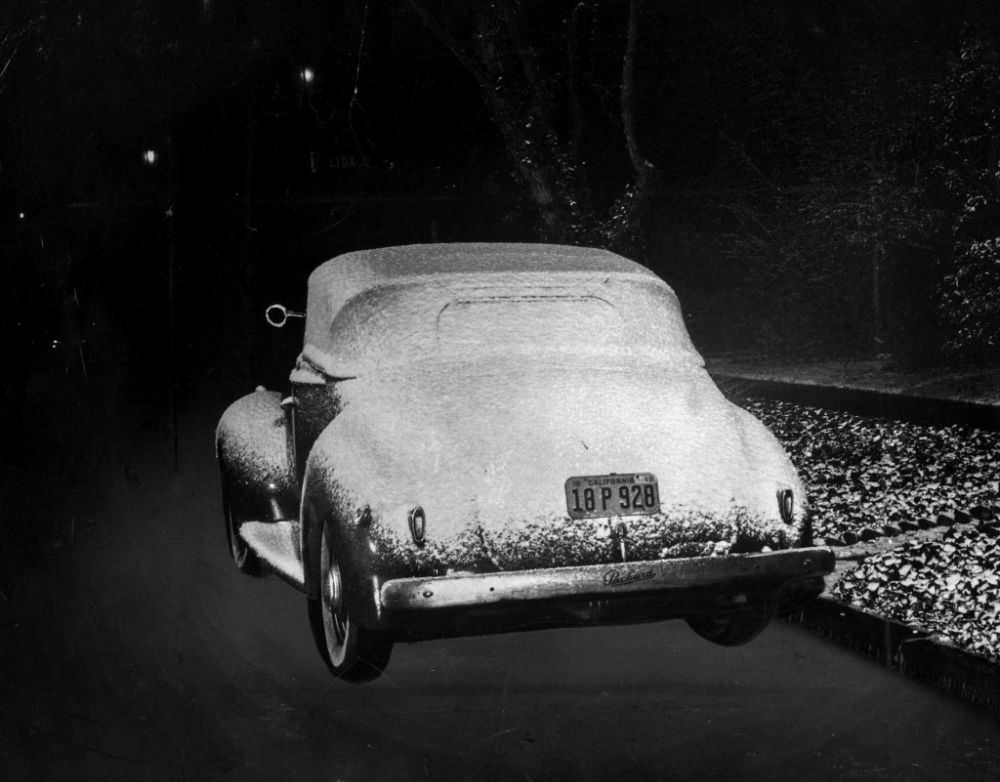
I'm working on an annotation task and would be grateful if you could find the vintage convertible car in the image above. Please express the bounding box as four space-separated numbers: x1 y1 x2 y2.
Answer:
216 243 833 682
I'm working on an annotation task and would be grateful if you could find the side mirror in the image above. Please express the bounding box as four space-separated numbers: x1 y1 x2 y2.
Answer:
265 304 305 329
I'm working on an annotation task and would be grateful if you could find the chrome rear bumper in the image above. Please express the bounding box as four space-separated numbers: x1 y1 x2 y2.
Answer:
380 547 834 612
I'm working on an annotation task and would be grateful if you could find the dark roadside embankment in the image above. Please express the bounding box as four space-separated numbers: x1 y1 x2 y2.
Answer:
710 355 1000 718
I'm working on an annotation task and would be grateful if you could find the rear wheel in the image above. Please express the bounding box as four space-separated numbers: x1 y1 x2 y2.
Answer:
308 518 393 682
221 472 263 577
686 602 776 647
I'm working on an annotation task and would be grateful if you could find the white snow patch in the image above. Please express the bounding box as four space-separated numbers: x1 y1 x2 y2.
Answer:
241 521 303 587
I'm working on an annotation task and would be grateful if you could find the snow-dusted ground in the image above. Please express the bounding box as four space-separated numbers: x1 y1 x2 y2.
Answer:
749 397 1000 662
746 399 1000 541
834 525 1000 660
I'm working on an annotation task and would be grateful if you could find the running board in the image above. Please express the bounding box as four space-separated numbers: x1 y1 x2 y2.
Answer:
240 520 305 590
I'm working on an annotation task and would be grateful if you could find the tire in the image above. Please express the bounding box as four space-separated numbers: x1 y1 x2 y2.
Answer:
308 518 393 683
685 602 776 647
221 472 264 577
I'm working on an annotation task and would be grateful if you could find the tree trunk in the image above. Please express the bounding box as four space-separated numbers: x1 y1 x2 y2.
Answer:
610 0 657 256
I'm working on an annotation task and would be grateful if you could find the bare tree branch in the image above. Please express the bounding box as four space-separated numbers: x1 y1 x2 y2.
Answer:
0 16 43 93
406 0 489 90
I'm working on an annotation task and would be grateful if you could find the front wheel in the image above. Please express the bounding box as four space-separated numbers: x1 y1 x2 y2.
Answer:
221 472 263 577
685 602 776 647
308 519 393 683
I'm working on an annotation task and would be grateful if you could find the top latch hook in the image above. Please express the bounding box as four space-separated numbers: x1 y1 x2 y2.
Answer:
265 304 305 328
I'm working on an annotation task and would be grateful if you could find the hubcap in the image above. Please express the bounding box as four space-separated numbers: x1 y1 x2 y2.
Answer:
320 530 350 663
323 562 347 644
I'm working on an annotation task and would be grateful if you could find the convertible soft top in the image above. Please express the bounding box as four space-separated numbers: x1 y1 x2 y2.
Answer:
299 242 698 378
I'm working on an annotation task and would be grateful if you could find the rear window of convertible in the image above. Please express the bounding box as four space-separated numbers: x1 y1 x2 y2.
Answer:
303 278 702 374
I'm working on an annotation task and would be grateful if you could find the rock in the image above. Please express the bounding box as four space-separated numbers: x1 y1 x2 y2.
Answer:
970 505 995 522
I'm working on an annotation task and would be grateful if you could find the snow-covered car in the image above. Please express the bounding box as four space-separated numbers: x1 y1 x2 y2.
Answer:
216 243 834 682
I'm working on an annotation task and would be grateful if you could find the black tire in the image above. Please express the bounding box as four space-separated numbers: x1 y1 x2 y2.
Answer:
221 472 264 577
307 518 393 683
685 602 776 647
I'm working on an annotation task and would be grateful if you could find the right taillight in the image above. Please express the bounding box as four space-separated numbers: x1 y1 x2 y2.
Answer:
777 488 795 525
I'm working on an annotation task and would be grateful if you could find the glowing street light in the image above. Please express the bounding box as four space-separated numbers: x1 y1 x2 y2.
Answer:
142 149 159 167
299 66 315 87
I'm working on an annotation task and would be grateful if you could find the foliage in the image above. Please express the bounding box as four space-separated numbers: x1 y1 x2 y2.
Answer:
711 165 937 356
834 527 1000 661
930 33 1000 361
699 7 942 357
748 398 1000 541
938 238 1000 358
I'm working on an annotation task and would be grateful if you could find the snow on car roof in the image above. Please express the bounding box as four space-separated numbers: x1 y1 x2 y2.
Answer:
299 243 697 378
307 242 655 311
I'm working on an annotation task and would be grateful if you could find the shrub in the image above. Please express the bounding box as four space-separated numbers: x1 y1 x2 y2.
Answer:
939 237 1000 360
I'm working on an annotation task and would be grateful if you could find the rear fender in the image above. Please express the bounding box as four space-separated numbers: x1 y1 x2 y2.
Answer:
300 430 382 627
216 387 299 526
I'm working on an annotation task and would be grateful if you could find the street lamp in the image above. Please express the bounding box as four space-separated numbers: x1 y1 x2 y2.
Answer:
299 66 315 88
142 149 159 167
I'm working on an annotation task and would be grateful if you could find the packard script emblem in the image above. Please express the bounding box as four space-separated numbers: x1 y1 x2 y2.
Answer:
602 566 656 587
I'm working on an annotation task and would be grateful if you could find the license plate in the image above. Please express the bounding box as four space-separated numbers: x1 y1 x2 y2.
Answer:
564 473 660 519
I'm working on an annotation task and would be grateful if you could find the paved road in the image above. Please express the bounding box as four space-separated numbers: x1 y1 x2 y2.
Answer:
4 386 1000 781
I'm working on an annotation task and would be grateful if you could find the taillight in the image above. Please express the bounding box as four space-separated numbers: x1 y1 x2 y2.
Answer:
777 489 795 525
408 506 426 547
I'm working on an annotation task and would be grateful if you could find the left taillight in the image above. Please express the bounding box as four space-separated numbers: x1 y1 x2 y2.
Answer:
408 505 427 547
